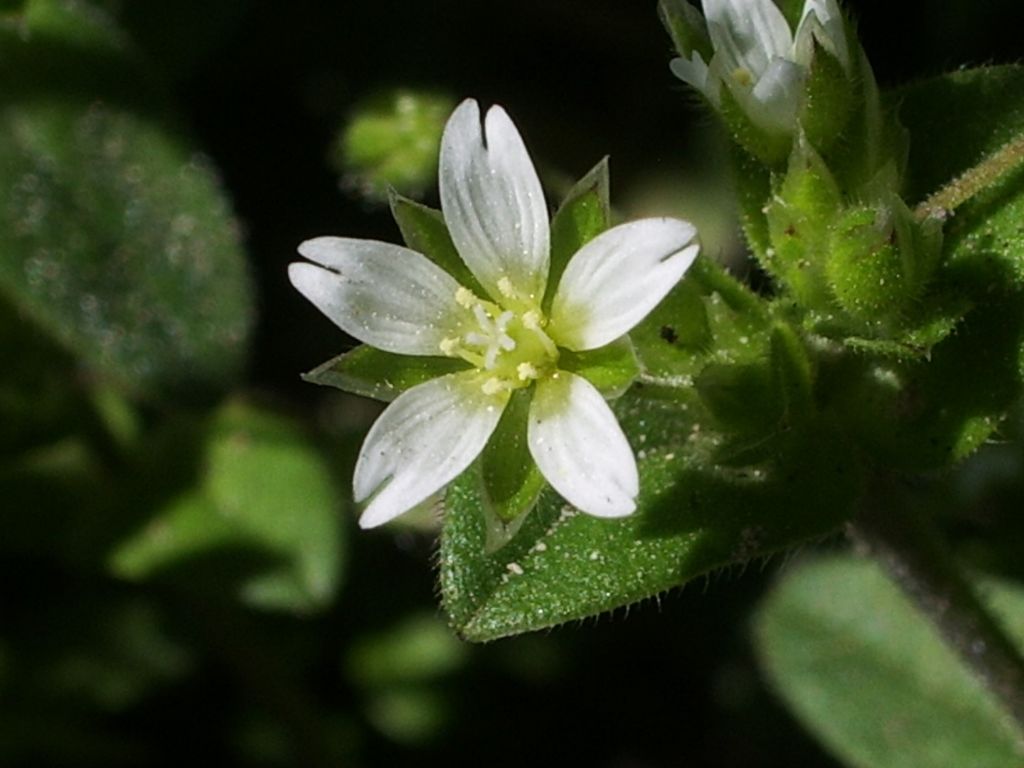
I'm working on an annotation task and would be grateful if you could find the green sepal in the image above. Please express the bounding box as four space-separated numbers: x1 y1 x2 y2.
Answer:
770 323 814 423
302 346 468 402
774 0 806 28
545 156 611 311
764 133 842 307
388 190 486 297
631 256 771 395
629 278 710 387
558 336 640 399
657 0 711 60
831 47 908 193
479 387 545 534
731 145 774 264
696 360 780 436
719 83 791 167
837 289 970 361
799 38 853 155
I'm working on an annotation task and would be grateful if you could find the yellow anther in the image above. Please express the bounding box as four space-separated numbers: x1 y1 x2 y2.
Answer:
439 337 459 356
516 362 538 381
455 286 476 308
481 377 505 396
497 276 516 298
731 67 753 88
522 310 542 330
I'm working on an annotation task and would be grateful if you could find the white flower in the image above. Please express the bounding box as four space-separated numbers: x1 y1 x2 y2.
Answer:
290 99 699 529
670 0 849 134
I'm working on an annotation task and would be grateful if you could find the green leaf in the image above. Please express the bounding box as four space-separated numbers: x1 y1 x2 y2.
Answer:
440 391 861 641
823 290 1022 472
303 345 468 402
479 388 546 532
389 191 486 296
558 336 639 398
755 555 1024 768
896 65 1024 290
0 5 252 402
111 402 346 613
545 156 611 311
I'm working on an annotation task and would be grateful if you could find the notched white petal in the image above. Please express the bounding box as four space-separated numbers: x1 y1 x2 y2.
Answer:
528 372 638 518
670 52 719 106
548 218 699 352
704 0 792 77
796 0 849 68
439 98 550 304
354 372 507 528
290 237 466 356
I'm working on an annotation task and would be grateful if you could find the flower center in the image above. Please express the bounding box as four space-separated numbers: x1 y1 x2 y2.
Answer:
440 284 559 396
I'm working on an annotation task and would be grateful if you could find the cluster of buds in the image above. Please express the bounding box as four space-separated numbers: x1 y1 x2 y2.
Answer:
661 0 941 336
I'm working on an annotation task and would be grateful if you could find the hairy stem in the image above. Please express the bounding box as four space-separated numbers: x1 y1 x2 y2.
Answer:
916 132 1024 221
849 477 1024 739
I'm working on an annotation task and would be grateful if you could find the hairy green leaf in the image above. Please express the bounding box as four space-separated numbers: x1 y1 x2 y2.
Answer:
756 555 1024 768
0 9 253 401
440 392 860 641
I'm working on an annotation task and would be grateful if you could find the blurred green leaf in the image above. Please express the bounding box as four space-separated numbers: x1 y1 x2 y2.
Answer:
303 345 468 402
345 613 467 688
111 402 345 613
0 3 253 401
0 99 253 400
440 391 860 641
335 90 454 202
755 555 1024 768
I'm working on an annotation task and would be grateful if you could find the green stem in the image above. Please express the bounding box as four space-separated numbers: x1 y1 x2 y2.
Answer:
916 132 1024 221
849 476 1024 740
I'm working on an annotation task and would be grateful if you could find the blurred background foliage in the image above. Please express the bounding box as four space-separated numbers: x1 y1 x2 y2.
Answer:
0 0 1021 765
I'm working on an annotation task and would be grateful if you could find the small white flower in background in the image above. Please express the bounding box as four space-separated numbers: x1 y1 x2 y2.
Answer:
290 99 699 529
670 0 849 134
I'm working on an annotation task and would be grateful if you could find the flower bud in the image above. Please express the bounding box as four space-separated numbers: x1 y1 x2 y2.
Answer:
825 198 940 325
663 0 856 164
